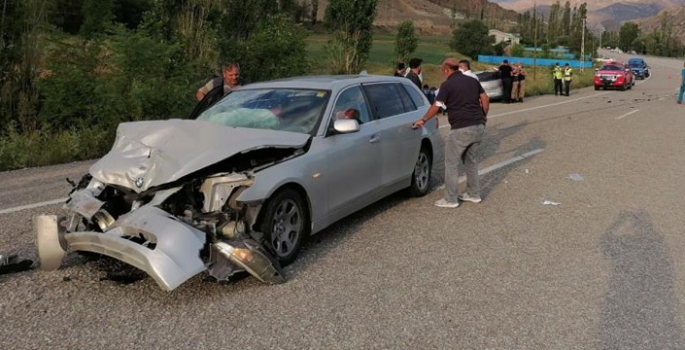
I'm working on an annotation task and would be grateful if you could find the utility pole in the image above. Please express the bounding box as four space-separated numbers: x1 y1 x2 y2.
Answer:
580 17 585 72
533 1 537 80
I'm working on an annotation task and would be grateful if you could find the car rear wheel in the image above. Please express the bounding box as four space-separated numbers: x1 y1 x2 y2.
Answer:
594 86 600 91
260 189 309 265
409 146 432 197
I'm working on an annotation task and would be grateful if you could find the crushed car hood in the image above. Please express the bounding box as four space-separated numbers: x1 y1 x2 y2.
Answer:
90 119 310 193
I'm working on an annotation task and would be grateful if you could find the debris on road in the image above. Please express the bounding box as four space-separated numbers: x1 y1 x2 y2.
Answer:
542 200 561 206
567 173 584 182
0 253 34 275
525 169 530 174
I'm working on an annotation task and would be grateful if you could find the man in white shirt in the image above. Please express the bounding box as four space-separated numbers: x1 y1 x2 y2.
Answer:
458 59 479 81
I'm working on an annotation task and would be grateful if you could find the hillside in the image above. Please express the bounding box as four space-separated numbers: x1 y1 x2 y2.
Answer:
637 7 685 43
315 0 519 35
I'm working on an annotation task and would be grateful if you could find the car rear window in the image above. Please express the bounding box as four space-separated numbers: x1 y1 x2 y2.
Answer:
600 65 622 71
476 71 499 81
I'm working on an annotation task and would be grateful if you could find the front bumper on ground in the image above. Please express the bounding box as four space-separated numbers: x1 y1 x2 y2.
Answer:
35 205 285 291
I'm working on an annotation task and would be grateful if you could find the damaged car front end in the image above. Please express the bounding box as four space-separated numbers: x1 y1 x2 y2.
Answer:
35 118 312 291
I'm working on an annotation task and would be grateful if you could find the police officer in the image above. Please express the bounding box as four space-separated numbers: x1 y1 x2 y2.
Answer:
553 63 563 96
563 63 573 96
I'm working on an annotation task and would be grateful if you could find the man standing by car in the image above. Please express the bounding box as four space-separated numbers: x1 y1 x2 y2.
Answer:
498 59 513 103
196 62 249 101
405 58 423 89
412 58 490 208
553 62 563 96
563 63 573 96
458 59 479 81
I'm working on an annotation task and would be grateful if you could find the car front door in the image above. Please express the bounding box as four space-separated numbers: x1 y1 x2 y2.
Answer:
322 86 382 217
363 83 424 188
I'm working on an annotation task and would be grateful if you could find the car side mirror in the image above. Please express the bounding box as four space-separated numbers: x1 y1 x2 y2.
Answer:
333 119 360 134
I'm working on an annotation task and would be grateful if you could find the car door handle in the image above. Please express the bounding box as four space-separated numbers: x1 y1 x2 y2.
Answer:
369 134 380 143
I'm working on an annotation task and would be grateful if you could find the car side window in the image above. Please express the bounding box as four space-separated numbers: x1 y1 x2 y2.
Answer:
363 83 407 119
402 84 426 108
397 84 419 111
331 86 371 125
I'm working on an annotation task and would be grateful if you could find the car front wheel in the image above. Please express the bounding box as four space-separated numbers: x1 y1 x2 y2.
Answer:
260 189 309 265
409 146 432 197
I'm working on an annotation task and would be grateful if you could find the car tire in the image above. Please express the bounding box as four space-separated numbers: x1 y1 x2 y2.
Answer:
620 83 626 91
259 188 309 265
409 145 432 197
594 86 600 91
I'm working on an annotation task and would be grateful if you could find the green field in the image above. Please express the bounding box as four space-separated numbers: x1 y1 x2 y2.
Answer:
307 34 596 94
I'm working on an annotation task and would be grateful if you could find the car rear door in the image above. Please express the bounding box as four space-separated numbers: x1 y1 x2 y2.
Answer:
362 82 424 189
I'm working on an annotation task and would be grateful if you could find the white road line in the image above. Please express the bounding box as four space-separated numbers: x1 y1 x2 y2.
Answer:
432 148 545 192
440 92 610 129
438 74 653 129
487 92 610 120
0 197 68 215
615 109 639 120
1 149 547 215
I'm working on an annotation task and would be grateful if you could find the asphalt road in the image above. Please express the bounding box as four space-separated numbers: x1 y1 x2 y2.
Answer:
2 51 685 350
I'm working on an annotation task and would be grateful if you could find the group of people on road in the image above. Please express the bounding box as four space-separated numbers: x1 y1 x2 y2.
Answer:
497 59 527 103
552 62 573 96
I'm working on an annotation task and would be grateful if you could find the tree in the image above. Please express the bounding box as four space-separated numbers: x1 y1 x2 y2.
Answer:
217 0 310 80
324 0 378 74
394 21 418 64
0 0 51 133
568 2 587 55
561 1 571 36
311 0 318 26
547 1 561 39
239 16 309 82
619 22 640 52
80 0 114 38
511 43 525 57
450 20 494 60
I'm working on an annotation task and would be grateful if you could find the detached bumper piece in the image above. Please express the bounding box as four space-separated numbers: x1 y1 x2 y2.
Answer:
34 206 285 291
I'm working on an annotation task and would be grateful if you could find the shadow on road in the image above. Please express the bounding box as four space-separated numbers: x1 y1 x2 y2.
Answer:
287 122 543 279
600 210 684 350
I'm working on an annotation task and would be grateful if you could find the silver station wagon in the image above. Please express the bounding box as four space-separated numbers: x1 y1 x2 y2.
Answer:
34 74 441 291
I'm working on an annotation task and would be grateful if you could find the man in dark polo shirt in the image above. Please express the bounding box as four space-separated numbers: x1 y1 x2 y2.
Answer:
498 59 513 103
412 58 489 208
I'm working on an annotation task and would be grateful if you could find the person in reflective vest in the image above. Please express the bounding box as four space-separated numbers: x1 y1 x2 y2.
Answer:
563 63 573 96
553 63 563 96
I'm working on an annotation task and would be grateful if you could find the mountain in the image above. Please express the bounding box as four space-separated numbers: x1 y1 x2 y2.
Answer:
315 0 520 35
637 7 685 43
491 0 685 31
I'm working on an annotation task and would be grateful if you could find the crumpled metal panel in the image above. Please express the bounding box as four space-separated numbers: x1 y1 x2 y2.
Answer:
63 206 207 291
90 119 310 193
63 188 104 221
199 173 254 213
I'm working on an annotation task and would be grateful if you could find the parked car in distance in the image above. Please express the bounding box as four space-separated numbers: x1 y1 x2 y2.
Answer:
627 57 650 80
594 62 635 91
474 70 503 100
34 75 442 291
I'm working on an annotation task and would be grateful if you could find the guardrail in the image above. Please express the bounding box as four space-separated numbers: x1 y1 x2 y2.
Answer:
477 55 593 69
